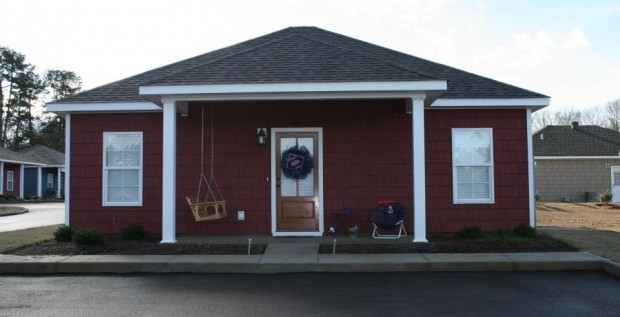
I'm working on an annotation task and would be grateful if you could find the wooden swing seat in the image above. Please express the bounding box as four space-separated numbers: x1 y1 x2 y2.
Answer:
186 196 227 221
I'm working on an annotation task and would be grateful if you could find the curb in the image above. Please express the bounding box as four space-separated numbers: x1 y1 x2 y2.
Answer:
1 252 616 276
0 207 28 217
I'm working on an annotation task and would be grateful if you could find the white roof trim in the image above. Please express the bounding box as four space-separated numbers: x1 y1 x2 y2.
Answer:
0 159 46 166
432 98 550 107
139 81 448 96
46 102 161 113
161 91 428 102
535 156 620 160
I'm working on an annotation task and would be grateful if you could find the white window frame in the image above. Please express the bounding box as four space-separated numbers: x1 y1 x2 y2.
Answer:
452 128 495 204
47 172 54 189
102 132 143 206
6 171 14 192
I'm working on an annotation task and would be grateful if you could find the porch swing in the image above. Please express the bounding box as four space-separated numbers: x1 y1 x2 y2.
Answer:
186 105 227 221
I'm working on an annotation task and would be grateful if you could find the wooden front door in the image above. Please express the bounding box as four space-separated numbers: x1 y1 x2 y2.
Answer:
275 131 320 232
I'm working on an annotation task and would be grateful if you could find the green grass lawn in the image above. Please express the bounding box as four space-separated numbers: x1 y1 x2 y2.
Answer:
0 225 60 253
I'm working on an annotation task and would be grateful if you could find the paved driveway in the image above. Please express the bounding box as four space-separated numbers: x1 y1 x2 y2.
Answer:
0 202 64 232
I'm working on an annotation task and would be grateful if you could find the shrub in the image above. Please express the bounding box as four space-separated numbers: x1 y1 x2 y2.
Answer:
72 228 106 245
456 225 485 238
496 228 514 238
53 225 75 242
597 189 612 204
120 223 148 241
514 224 536 238
534 192 541 202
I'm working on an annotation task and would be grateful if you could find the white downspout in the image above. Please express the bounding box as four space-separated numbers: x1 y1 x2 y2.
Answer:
64 113 71 225
526 108 536 227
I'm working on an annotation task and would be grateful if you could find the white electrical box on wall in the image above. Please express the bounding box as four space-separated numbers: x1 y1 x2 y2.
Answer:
237 210 245 221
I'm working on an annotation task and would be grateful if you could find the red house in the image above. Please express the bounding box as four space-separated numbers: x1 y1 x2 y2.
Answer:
46 27 549 243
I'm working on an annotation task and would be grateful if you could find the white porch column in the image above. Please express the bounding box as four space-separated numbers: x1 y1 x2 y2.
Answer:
0 162 4 195
161 99 177 243
411 97 428 242
19 165 25 198
37 167 43 197
57 167 62 199
526 108 536 227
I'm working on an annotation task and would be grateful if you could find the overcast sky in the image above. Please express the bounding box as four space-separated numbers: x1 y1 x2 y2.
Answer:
2 0 618 110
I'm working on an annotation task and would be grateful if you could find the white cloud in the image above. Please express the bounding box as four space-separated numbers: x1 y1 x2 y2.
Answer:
1 0 617 110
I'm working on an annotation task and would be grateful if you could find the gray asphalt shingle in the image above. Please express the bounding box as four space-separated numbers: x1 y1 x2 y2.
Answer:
533 124 620 156
50 26 547 105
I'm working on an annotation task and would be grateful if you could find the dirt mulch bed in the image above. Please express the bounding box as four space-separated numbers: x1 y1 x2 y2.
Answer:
9 234 575 256
537 202 620 232
319 235 576 254
11 238 267 256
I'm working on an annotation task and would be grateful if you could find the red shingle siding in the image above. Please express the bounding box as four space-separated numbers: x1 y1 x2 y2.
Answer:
69 103 530 235
70 113 163 234
176 100 412 234
425 109 530 232
3 163 21 197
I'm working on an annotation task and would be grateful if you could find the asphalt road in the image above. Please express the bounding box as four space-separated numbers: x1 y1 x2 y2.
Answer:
1 272 618 316
0 202 64 232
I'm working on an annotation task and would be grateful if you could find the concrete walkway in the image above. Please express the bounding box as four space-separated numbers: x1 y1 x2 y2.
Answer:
1 244 619 276
0 202 64 232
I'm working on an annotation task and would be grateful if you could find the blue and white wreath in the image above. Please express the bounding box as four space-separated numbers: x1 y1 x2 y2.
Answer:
281 145 314 179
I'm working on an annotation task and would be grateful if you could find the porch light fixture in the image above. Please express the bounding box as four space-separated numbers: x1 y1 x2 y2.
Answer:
257 128 267 145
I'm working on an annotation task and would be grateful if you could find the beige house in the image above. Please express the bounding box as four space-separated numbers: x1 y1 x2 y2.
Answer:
533 122 620 202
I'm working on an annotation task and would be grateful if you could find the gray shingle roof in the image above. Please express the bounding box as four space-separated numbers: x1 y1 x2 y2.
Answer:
533 124 620 156
0 145 64 165
51 26 547 105
18 145 65 165
0 147 31 163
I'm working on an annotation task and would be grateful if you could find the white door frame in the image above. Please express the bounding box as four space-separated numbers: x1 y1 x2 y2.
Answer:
271 127 324 236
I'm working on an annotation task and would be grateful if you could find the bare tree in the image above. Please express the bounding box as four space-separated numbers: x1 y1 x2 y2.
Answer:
605 99 620 131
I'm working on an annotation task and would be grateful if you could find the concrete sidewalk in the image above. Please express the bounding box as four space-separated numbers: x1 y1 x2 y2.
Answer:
1 245 619 276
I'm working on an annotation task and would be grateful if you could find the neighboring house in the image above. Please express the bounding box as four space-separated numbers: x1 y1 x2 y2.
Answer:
46 27 549 242
19 145 65 199
0 145 64 199
533 122 620 202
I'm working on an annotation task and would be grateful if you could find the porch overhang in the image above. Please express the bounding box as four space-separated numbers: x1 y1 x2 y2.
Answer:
153 82 440 243
139 81 448 105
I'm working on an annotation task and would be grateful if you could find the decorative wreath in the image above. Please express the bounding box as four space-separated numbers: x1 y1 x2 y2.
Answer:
281 144 314 179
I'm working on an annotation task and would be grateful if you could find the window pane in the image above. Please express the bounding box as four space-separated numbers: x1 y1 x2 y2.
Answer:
473 183 490 199
457 183 472 199
472 167 489 182
123 186 139 202
457 166 473 183
123 170 139 186
123 151 141 167
106 151 123 167
297 137 314 196
108 170 124 185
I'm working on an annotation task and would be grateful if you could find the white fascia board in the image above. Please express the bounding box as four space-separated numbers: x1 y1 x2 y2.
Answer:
46 102 161 113
0 159 46 166
432 98 550 107
140 81 448 96
535 156 620 160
